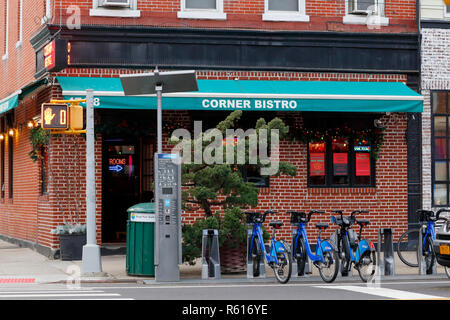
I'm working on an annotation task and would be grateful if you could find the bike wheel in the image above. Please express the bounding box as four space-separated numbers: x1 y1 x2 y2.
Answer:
445 266 450 279
294 236 307 275
339 236 352 276
423 235 436 274
357 251 377 283
318 242 339 283
251 237 261 277
273 240 292 284
397 229 420 267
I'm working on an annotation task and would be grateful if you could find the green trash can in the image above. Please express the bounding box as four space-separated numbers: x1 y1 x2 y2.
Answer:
126 203 155 276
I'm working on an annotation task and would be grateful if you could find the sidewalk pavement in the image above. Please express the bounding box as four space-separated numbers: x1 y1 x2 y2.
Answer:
0 240 448 285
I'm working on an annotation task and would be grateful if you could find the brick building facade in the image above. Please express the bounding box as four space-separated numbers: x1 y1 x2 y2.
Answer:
0 0 422 257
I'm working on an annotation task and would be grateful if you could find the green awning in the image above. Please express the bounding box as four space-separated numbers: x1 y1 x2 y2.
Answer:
0 79 48 116
57 76 423 113
0 92 20 115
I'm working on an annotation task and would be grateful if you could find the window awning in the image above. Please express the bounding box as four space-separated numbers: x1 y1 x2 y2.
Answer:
57 76 423 113
0 91 20 115
0 78 49 116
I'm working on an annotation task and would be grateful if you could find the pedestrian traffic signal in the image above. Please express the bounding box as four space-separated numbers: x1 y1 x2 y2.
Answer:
41 99 86 133
41 103 70 130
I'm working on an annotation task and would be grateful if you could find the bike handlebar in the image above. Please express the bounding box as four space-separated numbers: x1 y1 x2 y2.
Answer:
306 210 324 223
244 210 278 223
288 210 324 223
416 208 450 222
330 209 369 226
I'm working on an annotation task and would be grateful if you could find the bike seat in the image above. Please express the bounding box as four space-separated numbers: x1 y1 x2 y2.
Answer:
357 219 370 227
269 221 283 229
315 223 329 230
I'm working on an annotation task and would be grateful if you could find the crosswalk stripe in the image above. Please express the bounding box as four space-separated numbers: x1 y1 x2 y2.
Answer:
0 290 105 294
314 285 443 300
0 293 122 298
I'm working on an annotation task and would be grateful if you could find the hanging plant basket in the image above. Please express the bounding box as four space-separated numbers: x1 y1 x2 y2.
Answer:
28 126 50 162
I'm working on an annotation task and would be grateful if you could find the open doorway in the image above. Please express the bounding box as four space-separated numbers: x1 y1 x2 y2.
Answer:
99 110 156 244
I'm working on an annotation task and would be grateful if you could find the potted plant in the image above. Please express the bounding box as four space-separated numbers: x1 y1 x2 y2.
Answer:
173 110 297 272
182 207 271 273
51 223 86 261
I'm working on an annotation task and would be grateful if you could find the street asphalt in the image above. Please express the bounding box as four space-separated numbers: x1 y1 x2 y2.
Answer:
0 239 448 285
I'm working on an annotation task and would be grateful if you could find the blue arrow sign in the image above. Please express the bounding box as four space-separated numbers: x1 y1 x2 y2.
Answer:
109 165 124 173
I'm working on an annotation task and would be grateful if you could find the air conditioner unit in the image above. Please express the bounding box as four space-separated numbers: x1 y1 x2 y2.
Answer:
103 0 130 7
349 0 377 14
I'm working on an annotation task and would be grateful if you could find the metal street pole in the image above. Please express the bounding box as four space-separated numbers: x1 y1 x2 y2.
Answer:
156 84 163 154
82 89 103 275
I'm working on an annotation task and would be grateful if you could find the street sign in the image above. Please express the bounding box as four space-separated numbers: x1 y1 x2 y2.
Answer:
41 103 69 129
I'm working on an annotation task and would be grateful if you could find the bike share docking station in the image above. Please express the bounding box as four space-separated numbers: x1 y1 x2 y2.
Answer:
247 228 266 279
291 228 312 278
377 228 395 276
201 229 221 280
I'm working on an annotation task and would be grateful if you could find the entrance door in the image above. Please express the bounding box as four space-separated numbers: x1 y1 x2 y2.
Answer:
103 141 140 243
102 137 155 243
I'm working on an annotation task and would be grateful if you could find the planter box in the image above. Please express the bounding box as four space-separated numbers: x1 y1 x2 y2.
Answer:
59 234 86 261
219 242 246 274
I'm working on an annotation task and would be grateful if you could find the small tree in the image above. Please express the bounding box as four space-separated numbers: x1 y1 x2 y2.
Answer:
174 110 297 216
171 110 297 264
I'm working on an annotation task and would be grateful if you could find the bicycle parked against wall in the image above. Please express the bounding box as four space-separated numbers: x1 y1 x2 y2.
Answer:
289 210 339 283
245 210 292 284
397 208 450 274
330 210 376 283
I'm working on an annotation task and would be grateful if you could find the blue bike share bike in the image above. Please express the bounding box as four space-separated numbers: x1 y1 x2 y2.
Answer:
289 210 339 283
330 210 376 282
245 210 292 284
397 208 450 274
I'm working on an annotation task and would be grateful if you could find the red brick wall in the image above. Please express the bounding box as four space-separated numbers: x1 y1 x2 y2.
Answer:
0 86 45 244
51 0 417 33
0 0 46 99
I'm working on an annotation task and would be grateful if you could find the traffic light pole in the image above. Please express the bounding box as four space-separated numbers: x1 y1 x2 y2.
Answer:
81 89 103 275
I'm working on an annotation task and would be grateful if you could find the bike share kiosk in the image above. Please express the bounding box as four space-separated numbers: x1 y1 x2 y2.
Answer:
154 153 182 282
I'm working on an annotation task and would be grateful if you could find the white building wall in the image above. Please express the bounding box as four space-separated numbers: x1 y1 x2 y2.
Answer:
421 27 450 209
421 0 450 20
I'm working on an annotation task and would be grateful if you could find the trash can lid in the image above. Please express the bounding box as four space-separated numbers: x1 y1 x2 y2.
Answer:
127 202 155 214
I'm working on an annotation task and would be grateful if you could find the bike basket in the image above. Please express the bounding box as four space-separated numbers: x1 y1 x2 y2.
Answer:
418 210 433 223
245 212 260 224
290 212 306 224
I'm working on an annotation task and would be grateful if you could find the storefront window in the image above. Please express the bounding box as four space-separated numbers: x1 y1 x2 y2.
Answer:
432 91 450 206
354 139 371 185
309 141 326 185
332 138 349 185
305 114 376 188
